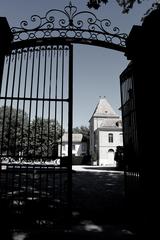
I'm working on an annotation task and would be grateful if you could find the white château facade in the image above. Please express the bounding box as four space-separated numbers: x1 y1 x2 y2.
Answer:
60 133 88 157
89 97 123 166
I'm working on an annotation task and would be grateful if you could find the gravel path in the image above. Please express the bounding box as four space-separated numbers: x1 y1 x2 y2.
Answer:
10 166 136 240
72 166 127 225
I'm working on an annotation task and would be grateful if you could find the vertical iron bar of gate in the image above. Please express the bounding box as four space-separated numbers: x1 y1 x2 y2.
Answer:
120 76 127 198
0 54 5 95
0 18 12 93
0 22 6 199
0 18 12 227
68 44 73 220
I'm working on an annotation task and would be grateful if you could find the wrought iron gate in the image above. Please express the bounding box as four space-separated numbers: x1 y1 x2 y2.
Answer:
0 36 73 228
0 2 127 231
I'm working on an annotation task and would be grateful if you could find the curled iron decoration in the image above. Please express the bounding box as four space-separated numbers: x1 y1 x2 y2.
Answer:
11 2 127 48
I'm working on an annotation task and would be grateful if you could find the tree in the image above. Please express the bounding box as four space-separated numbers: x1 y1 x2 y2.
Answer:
87 0 108 9
25 118 64 160
73 125 90 139
116 0 144 13
0 106 64 161
86 0 160 13
0 105 28 157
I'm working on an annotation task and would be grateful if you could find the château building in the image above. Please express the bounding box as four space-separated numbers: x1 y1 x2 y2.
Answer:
89 97 123 166
59 133 88 158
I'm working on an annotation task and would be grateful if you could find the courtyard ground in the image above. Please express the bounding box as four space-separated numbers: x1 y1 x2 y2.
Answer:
71 165 136 238
13 165 137 240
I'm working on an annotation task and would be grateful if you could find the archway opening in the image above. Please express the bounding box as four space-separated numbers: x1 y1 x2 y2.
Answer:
71 43 128 230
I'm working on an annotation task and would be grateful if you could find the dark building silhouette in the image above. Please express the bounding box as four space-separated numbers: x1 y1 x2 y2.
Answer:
120 5 160 237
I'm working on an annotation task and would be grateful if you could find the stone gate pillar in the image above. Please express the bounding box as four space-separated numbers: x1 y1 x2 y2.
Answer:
123 6 160 237
0 17 13 92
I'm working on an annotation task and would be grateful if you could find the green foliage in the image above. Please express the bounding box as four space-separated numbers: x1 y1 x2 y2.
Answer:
116 0 144 13
26 118 63 160
0 106 64 161
73 125 90 139
87 0 160 13
87 0 108 9
142 1 160 20
0 105 28 156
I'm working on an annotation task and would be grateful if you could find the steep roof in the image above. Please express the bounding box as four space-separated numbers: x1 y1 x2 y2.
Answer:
61 133 83 143
91 97 118 119
100 118 122 128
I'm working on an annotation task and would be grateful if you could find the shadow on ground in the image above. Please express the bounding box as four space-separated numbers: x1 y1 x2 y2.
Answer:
1 166 138 239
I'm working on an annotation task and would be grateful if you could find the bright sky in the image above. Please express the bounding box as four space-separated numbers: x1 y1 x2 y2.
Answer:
0 0 155 128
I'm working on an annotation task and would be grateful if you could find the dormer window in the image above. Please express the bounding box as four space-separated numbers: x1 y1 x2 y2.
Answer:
116 121 122 127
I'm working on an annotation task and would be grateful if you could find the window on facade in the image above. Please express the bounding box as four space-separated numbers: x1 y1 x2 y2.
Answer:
62 144 65 151
121 77 133 104
72 144 75 150
108 133 113 143
108 149 114 152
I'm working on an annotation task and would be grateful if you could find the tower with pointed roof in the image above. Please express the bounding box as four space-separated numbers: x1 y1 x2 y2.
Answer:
89 97 123 166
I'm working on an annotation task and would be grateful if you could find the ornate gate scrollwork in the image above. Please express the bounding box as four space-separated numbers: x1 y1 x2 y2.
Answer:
11 2 127 51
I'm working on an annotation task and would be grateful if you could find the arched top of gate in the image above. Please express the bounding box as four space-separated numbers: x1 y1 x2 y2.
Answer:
11 2 127 52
